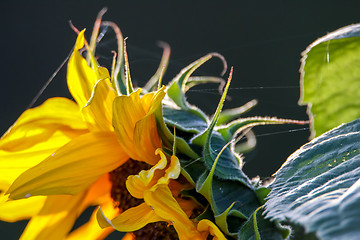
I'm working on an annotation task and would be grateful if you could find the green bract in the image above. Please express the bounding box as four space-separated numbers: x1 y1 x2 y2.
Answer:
154 50 305 239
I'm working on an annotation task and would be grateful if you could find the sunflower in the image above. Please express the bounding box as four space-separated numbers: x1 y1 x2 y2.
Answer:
0 18 225 239
0 10 308 240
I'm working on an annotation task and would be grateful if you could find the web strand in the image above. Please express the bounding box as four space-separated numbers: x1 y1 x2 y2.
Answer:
26 48 73 109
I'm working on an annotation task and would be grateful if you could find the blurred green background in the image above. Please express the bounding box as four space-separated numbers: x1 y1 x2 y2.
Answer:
1 0 360 239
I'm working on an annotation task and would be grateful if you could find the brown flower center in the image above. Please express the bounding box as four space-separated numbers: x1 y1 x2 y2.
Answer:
133 222 179 240
109 159 179 239
109 159 149 211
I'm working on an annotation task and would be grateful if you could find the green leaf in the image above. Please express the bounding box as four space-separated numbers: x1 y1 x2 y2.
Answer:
204 132 250 183
215 202 247 236
238 208 289 240
180 158 206 185
299 24 360 138
195 141 259 235
190 68 251 184
265 118 360 240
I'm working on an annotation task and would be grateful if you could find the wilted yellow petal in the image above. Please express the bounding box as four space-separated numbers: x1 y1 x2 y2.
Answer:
144 184 203 240
159 154 181 184
97 203 164 232
0 97 87 152
7 132 128 200
20 193 87 240
126 149 167 199
81 78 117 131
197 219 227 240
113 87 165 164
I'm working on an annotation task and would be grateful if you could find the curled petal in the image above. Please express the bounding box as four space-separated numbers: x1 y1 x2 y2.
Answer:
126 149 167 199
97 203 164 232
197 219 227 240
126 150 180 199
66 198 117 240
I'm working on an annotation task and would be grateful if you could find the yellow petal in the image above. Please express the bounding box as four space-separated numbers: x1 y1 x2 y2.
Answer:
197 219 227 240
121 233 135 240
97 203 165 232
144 184 203 240
67 29 95 107
67 30 111 108
7 132 128 200
82 173 113 206
126 149 167 199
66 199 117 240
133 87 166 165
113 87 165 164
20 193 87 240
0 131 79 185
0 97 87 152
81 78 116 132
0 181 46 222
159 154 181 185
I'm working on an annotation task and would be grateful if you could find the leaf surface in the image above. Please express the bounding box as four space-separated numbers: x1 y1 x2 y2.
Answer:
300 24 360 137
265 119 360 240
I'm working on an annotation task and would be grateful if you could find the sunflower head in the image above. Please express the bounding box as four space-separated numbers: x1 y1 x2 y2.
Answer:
0 10 307 240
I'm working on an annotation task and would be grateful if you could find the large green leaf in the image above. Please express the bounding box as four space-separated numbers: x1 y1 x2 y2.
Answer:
299 24 360 137
265 118 360 240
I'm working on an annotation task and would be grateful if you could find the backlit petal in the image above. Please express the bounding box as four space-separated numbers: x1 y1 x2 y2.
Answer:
7 132 128 200
97 203 164 232
113 87 165 164
0 131 79 185
122 233 135 240
81 79 116 131
0 97 87 152
0 182 45 222
67 30 97 108
20 193 87 240
197 219 227 240
67 30 112 109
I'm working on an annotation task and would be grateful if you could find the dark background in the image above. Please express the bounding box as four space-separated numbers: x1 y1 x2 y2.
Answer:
1 1 359 239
